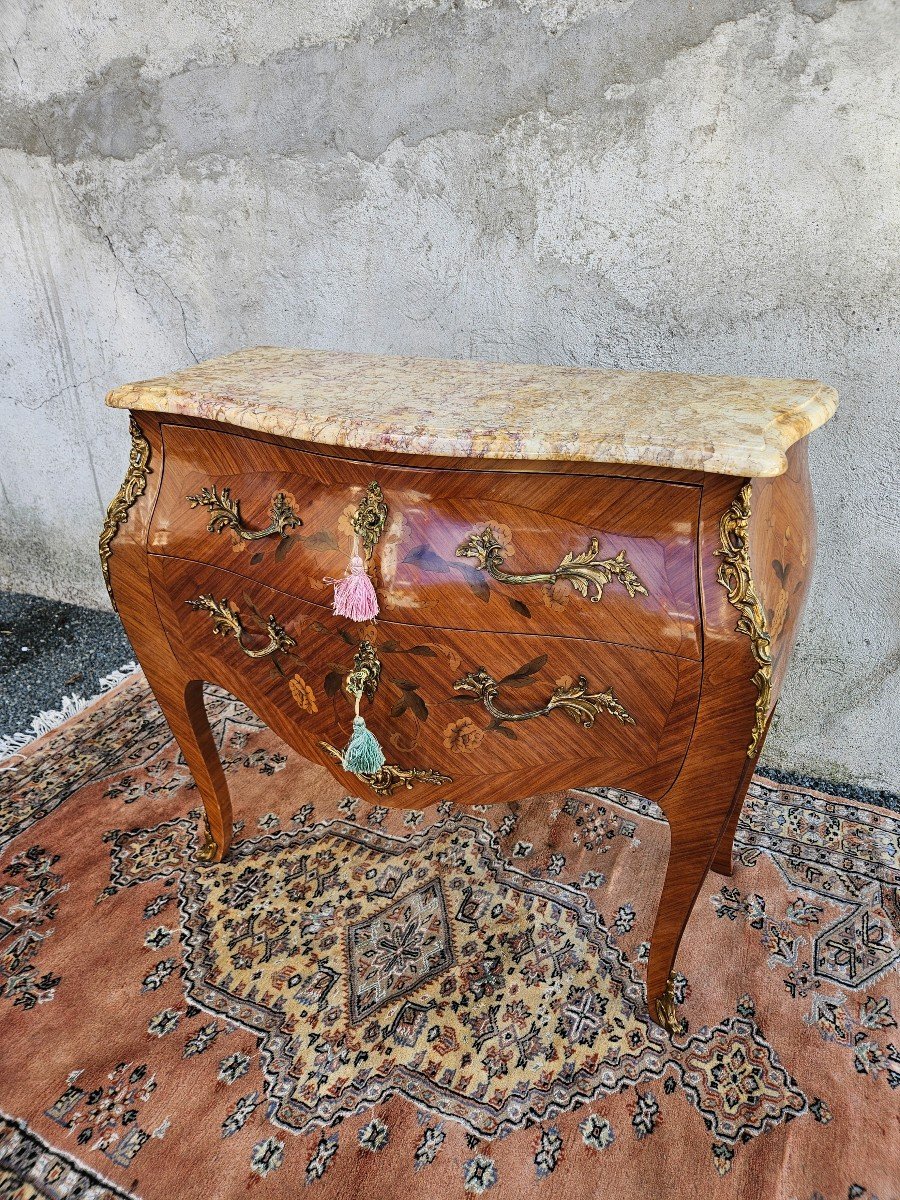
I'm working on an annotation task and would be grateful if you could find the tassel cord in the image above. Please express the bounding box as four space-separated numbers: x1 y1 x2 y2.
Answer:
341 680 386 776
329 534 379 621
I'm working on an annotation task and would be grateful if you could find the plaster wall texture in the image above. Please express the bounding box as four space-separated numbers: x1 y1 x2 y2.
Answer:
0 0 898 789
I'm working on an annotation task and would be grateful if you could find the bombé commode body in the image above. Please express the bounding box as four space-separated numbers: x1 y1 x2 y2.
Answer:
99 346 838 1034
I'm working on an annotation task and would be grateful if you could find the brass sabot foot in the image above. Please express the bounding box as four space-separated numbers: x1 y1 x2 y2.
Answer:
196 818 221 864
654 972 686 1036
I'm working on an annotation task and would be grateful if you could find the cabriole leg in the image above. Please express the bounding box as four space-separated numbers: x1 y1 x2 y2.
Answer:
646 817 728 1035
145 675 233 864
710 716 771 877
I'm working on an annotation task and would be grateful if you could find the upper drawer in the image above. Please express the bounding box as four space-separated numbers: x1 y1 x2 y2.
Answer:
149 425 702 658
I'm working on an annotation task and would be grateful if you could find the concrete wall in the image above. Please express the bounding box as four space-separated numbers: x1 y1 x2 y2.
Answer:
1 0 898 789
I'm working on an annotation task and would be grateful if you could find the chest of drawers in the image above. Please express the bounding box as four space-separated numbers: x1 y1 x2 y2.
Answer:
100 347 837 1034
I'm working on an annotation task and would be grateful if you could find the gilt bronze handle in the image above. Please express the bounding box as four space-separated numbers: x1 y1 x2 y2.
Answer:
188 485 301 540
456 527 647 603
453 666 634 728
318 741 452 796
187 595 296 658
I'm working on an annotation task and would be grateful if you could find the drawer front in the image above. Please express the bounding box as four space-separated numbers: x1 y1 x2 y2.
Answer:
150 425 702 658
149 559 701 806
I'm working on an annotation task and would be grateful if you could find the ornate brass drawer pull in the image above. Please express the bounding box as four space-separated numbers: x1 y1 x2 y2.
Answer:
351 482 388 558
319 741 452 797
453 666 634 728
456 527 647 603
187 594 296 658
188 485 301 540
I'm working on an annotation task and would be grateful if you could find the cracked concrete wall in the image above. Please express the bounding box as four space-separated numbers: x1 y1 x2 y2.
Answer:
1 0 898 788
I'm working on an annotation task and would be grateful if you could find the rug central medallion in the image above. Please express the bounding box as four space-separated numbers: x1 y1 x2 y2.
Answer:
105 810 667 1136
347 877 455 1022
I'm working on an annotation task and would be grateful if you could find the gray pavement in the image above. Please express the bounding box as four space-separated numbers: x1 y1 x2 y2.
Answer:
0 592 134 740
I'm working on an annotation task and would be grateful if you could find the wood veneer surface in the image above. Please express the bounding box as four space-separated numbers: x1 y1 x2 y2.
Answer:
103 406 820 1031
148 555 702 809
149 424 702 658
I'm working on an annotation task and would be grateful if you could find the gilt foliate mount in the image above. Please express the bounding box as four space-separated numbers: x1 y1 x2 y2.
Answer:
318 740 452 797
714 483 773 757
453 656 634 730
456 527 647 604
345 640 382 702
187 594 297 660
188 485 301 540
351 482 389 559
99 417 152 610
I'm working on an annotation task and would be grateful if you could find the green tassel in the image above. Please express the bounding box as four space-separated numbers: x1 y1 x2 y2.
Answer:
342 715 386 775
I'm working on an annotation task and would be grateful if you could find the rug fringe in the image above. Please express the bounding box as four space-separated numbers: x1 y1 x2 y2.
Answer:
0 662 138 762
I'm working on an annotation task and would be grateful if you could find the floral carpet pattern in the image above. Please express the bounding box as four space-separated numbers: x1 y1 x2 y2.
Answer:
0 674 897 1199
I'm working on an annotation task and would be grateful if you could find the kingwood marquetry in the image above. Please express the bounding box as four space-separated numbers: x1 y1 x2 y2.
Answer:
101 348 833 1035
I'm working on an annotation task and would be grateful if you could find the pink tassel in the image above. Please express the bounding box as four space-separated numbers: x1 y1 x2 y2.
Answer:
332 555 379 621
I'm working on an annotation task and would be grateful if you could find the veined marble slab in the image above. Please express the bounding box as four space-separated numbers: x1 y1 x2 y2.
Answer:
106 346 838 477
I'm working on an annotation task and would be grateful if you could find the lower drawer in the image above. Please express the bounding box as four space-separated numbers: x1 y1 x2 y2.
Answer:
149 558 701 807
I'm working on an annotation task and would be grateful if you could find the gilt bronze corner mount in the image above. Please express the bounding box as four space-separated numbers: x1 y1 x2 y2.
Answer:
98 417 151 609
714 484 773 757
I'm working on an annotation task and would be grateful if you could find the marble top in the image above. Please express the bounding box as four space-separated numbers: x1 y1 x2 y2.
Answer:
106 346 838 477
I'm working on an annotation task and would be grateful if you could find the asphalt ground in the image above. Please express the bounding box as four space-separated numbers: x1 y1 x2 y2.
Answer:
0 592 134 739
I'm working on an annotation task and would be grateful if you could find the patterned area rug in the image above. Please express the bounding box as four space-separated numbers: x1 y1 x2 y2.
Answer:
0 674 897 1199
